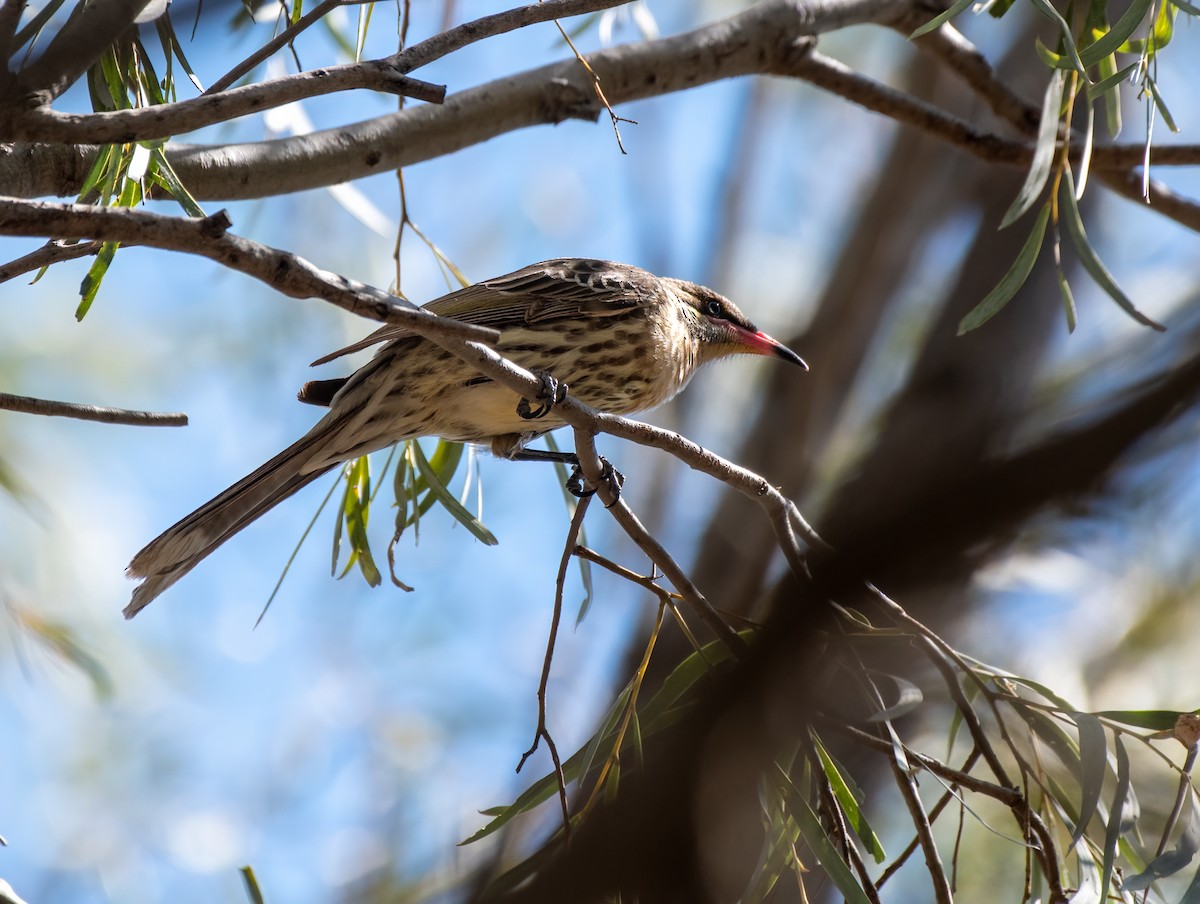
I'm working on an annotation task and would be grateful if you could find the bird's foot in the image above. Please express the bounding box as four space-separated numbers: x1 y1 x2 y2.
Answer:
516 370 568 420
566 457 624 508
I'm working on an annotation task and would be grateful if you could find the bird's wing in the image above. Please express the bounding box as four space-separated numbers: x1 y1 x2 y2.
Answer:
311 260 657 366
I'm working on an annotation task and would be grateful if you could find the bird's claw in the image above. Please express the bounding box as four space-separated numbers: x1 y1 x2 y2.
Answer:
566 458 624 508
516 370 568 420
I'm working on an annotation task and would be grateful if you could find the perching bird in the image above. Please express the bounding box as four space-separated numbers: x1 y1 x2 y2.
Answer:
125 258 807 617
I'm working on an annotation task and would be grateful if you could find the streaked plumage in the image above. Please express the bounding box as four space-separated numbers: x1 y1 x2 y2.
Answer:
125 259 806 617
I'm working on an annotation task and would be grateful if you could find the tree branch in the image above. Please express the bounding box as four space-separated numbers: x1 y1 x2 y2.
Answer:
0 198 500 340
0 238 101 282
0 391 188 426
16 0 154 101
3 66 447 144
0 0 893 199
395 0 635 73
205 0 377 95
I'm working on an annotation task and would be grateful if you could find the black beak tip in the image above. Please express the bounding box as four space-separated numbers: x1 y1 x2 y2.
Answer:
776 345 809 371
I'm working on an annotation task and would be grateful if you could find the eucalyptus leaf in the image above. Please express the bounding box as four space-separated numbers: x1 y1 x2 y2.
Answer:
1069 712 1107 848
1060 171 1166 331
1001 69 1065 228
958 202 1050 334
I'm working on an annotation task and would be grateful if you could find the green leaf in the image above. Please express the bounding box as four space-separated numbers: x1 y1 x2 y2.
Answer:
1087 61 1138 139
1015 704 1083 776
577 685 632 790
909 0 976 38
240 865 266 904
340 456 382 586
1059 171 1166 331
1124 797 1200 889
11 0 68 51
1146 76 1180 133
1099 735 1130 901
1070 836 1102 904
743 798 803 902
640 636 743 732
1169 0 1200 15
1096 709 1190 730
76 241 119 320
958 202 1051 334
774 766 875 904
865 673 924 722
1025 0 1089 76
157 12 205 92
149 148 205 217
1079 0 1153 65
1057 265 1078 333
1034 37 1073 69
1069 712 1107 848
813 735 886 863
78 145 116 200
1002 69 1065 228
411 441 497 546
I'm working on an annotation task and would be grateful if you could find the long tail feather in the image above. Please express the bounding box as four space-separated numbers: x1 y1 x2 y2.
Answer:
124 424 342 618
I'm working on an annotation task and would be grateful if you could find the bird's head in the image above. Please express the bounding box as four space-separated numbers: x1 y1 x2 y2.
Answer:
668 280 808 371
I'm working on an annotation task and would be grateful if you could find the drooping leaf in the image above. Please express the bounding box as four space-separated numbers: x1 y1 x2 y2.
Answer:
1096 709 1190 731
1001 69 1065 228
1123 796 1200 889
1059 171 1166 331
1079 0 1153 64
410 441 497 545
774 766 874 904
1056 265 1078 333
959 202 1051 334
865 673 924 723
240 865 265 904
1145 76 1180 133
1025 0 1089 75
909 0 976 38
1099 735 1130 901
1069 712 1108 848
340 456 381 586
1068 836 1102 904
813 735 886 862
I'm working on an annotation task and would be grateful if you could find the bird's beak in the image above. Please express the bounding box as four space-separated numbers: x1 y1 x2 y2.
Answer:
732 324 809 371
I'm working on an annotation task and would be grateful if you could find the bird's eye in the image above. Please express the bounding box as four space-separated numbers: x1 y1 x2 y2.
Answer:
704 299 722 317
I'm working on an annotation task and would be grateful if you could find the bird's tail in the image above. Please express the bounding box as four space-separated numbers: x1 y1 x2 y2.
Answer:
124 420 344 618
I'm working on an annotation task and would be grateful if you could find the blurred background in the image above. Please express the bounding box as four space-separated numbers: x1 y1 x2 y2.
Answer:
2 1 1200 901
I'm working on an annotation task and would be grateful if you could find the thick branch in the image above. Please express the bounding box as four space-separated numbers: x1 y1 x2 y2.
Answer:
17 0 154 100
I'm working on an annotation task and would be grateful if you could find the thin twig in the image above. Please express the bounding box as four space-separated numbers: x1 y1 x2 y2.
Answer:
0 239 101 283
548 12 636 154
887 745 953 904
206 0 376 94
516 494 591 838
830 721 1068 903
397 0 632 72
876 747 982 891
571 426 747 656
0 391 188 426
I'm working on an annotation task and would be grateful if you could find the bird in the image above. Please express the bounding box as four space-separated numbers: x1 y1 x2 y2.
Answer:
124 258 807 617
